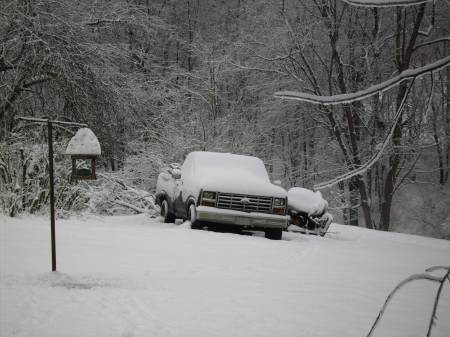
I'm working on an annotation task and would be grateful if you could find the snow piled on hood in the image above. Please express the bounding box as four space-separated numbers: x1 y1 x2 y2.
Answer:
184 151 286 197
288 187 328 215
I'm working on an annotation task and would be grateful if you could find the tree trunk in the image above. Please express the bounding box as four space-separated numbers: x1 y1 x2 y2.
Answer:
445 67 450 183
379 4 426 231
348 178 359 226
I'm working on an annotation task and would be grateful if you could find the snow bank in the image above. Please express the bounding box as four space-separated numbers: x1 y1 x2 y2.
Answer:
65 128 101 156
1 215 450 337
287 187 328 215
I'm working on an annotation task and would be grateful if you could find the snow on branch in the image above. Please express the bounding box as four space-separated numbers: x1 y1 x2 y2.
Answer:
313 80 415 190
342 0 432 7
114 200 149 214
367 266 450 337
275 55 450 105
84 19 125 26
413 36 450 51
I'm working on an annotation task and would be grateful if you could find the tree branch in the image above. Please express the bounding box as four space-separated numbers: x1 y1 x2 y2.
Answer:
275 54 450 105
342 0 432 7
427 268 450 337
413 36 450 52
114 200 149 214
84 19 125 26
313 79 415 190
366 269 446 337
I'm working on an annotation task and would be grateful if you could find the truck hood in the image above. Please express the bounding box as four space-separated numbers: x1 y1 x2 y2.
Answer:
197 175 286 198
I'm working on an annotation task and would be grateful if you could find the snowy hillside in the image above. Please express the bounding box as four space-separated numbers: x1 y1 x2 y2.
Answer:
1 215 449 337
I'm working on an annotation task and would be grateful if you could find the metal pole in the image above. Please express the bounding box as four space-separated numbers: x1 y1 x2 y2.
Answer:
17 116 88 272
18 116 87 127
48 120 57 272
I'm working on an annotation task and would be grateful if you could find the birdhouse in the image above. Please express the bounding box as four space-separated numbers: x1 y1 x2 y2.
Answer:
65 128 101 181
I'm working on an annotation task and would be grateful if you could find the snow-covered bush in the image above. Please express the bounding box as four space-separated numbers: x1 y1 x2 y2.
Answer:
0 137 82 217
83 172 157 216
0 137 158 218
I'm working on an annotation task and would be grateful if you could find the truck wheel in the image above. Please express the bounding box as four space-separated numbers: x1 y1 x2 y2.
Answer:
265 228 282 240
188 204 202 229
161 199 175 223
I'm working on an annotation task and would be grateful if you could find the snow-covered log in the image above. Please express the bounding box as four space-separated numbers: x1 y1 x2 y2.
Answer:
114 200 150 214
275 55 450 105
94 173 157 215
342 0 432 7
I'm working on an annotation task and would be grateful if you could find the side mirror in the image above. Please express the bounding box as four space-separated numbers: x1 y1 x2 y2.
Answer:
172 168 181 180
273 180 282 186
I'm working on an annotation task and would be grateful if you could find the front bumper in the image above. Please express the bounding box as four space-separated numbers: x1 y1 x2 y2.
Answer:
196 206 289 229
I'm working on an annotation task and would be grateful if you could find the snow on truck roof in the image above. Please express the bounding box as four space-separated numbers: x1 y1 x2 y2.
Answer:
187 151 270 180
65 128 101 156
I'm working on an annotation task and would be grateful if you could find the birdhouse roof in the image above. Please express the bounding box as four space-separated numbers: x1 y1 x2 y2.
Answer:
65 128 101 156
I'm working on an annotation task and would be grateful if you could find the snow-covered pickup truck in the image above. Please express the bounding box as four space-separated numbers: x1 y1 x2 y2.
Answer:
155 151 289 239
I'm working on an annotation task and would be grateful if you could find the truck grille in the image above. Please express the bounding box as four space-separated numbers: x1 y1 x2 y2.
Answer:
216 193 273 213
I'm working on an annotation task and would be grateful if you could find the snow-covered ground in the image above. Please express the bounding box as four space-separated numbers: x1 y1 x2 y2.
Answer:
1 214 449 337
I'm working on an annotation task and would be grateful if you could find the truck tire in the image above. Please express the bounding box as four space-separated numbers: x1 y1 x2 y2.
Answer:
188 203 202 229
265 228 282 240
161 199 175 223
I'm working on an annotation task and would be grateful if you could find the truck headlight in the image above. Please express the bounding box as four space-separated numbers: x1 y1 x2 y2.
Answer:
273 198 286 207
272 197 286 215
202 191 217 200
201 191 217 207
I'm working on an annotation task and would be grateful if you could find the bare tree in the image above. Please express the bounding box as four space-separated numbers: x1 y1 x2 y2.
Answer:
274 0 449 230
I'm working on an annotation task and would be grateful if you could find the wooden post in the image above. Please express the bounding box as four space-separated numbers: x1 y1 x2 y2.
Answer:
47 120 57 272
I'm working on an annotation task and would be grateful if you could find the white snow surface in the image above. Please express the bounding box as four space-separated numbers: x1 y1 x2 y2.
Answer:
65 128 101 156
182 151 286 198
288 187 328 215
1 214 450 337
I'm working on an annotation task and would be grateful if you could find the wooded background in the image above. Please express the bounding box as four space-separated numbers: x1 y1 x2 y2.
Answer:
1 0 449 238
